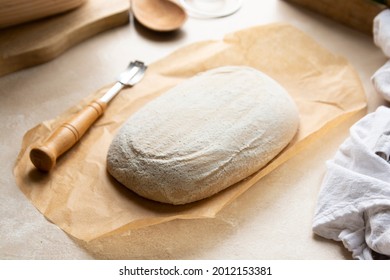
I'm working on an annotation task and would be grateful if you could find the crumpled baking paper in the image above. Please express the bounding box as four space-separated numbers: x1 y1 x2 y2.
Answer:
13 23 367 242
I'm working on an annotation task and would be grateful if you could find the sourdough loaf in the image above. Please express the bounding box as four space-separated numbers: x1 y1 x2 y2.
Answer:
107 66 299 204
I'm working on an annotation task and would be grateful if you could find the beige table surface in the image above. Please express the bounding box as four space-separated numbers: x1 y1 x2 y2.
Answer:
0 0 387 259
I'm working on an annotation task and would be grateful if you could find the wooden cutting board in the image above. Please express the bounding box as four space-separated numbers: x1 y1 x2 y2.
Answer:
283 0 386 35
0 0 130 77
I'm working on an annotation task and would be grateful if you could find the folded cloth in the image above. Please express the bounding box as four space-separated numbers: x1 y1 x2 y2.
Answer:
312 106 390 260
372 9 390 101
372 60 390 102
374 9 390 57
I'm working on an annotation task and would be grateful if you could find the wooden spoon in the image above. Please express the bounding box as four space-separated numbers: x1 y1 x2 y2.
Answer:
132 0 187 32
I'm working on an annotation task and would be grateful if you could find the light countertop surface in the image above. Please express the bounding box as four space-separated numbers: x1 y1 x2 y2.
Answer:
1 0 387 259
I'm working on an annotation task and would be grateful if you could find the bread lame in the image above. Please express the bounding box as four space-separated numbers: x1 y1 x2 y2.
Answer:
30 60 147 172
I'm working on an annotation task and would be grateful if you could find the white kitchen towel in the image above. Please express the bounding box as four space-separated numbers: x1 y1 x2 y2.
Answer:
372 61 390 102
312 106 390 260
372 9 390 101
373 9 390 57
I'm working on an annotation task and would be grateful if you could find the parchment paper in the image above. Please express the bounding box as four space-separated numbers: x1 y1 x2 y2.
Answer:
13 23 367 242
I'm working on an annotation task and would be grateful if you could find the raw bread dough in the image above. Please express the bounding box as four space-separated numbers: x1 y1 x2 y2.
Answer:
107 66 299 204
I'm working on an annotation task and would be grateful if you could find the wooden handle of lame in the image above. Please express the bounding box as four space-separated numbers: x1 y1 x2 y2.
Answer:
30 99 107 172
